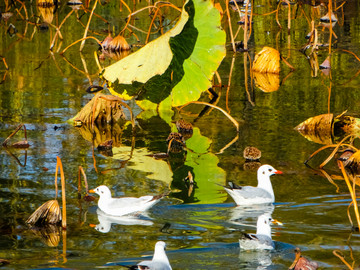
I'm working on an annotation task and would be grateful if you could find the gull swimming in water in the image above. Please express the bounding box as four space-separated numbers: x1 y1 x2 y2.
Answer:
89 185 165 217
224 164 282 205
128 241 172 270
239 214 279 250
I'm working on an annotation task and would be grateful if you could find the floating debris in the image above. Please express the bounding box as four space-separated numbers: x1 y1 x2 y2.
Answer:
289 247 318 270
2 124 30 148
166 132 185 153
320 11 337 23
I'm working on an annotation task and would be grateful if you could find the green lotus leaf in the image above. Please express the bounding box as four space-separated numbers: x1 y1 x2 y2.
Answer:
101 0 225 109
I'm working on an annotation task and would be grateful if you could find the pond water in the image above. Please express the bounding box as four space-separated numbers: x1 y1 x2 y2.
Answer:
1 0 360 269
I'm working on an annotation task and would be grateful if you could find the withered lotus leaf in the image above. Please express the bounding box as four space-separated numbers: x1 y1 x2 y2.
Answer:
71 93 126 126
252 47 280 74
295 114 334 144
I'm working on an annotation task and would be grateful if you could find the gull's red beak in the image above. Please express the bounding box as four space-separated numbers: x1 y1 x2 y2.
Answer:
89 189 95 193
275 170 283 174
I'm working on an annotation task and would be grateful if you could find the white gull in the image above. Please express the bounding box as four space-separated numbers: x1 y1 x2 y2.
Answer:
224 164 282 205
89 185 164 217
130 241 172 270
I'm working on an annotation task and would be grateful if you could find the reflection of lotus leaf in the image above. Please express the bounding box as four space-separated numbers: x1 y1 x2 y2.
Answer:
75 123 124 148
253 72 280 92
184 128 227 203
112 146 173 183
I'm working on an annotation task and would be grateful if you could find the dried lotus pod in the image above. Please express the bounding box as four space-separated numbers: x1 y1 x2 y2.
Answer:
176 119 193 140
243 146 261 161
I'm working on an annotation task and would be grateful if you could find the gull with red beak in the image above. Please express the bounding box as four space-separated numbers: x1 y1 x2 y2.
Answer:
224 165 283 205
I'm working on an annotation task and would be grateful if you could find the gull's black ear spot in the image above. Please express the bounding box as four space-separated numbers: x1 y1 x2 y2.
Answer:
263 171 265 175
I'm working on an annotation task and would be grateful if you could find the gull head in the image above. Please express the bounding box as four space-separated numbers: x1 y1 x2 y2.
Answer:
89 185 112 198
257 164 283 179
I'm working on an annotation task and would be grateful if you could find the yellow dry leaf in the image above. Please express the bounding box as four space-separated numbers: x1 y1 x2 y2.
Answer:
252 47 280 74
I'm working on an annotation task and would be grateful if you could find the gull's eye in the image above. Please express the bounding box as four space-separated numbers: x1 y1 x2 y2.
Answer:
268 168 272 172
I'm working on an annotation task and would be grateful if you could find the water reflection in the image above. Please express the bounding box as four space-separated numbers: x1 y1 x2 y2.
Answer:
228 204 275 227
91 209 153 233
238 250 273 269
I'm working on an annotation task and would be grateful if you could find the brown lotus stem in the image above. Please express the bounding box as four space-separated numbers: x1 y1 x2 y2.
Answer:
119 0 132 35
1 57 9 70
61 36 102 55
62 229 67 264
319 135 354 168
80 0 98 51
338 160 360 230
333 250 354 270
225 0 236 52
226 54 236 113
50 9 74 50
243 4 248 51
56 156 67 229
275 1 282 29
78 166 89 199
2 124 24 146
179 101 240 132
304 141 357 164
328 0 333 56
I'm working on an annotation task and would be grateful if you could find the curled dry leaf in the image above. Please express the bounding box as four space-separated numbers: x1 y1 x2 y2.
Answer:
71 93 126 126
108 35 131 52
295 114 334 144
343 150 360 171
252 47 280 74
26 200 61 226
38 6 55 24
295 113 360 144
